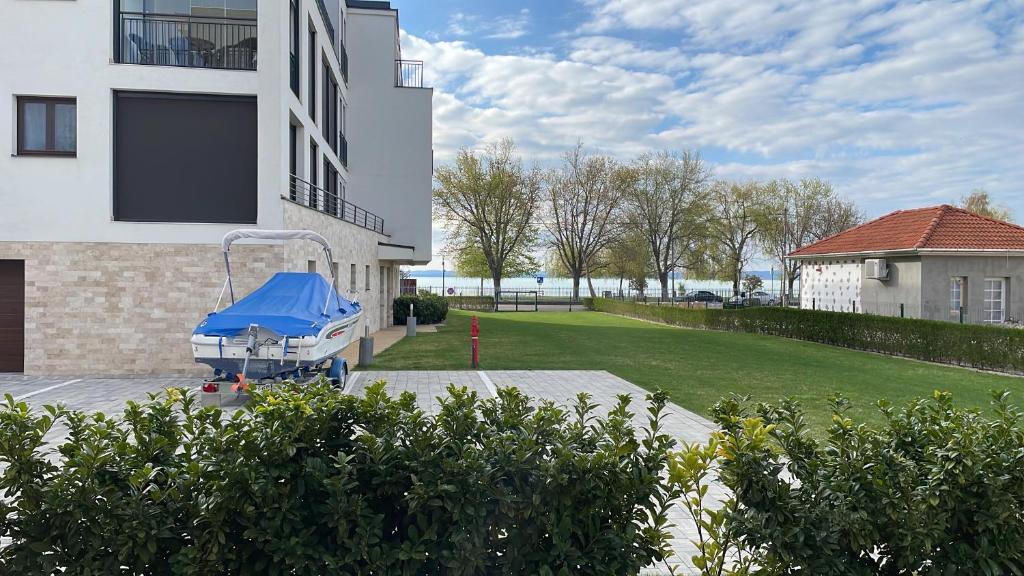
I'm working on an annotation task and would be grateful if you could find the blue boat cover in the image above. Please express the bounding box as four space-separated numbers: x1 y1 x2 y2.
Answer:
194 272 360 338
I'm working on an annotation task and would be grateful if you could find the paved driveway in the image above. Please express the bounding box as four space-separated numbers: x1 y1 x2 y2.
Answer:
0 370 718 575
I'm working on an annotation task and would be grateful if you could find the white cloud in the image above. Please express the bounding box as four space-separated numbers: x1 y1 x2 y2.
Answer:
400 1 1024 266
446 9 531 40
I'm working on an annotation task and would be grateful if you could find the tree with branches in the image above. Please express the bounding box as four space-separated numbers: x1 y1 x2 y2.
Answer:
959 189 1012 222
544 144 623 300
700 181 765 296
759 178 862 302
434 139 542 294
622 151 710 300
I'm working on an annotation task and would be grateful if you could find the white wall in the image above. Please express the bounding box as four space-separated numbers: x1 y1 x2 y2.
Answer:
0 0 348 246
347 7 433 264
799 259 863 312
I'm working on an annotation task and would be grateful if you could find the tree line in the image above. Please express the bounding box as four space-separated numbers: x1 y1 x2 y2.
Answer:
434 139 1007 301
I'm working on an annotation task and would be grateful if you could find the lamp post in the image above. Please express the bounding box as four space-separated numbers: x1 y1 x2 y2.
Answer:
441 258 446 296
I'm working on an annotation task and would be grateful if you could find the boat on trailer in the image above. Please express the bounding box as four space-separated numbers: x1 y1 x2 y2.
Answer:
191 229 363 401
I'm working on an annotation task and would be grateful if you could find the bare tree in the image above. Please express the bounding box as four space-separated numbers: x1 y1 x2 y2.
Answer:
622 151 710 300
434 139 542 294
600 230 652 298
959 189 1013 222
759 178 862 302
544 144 623 300
702 181 764 296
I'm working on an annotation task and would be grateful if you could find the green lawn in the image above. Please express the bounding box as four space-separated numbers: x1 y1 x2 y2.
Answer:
366 310 1024 432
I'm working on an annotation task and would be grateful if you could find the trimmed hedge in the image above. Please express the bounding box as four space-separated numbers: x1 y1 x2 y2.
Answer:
688 392 1024 574
589 298 1024 373
393 291 449 325
0 382 678 575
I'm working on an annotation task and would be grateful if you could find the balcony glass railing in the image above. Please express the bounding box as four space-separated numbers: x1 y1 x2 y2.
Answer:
116 11 257 71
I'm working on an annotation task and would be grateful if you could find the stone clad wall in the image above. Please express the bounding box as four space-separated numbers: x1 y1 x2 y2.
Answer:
281 201 397 335
0 206 398 376
0 242 283 376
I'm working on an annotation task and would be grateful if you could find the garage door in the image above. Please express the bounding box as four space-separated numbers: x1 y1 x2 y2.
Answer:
0 260 25 373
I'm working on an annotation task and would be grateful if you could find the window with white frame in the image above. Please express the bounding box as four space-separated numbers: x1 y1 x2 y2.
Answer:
950 277 966 320
983 278 1006 323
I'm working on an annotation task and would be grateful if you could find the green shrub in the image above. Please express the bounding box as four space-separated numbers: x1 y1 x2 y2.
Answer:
0 382 678 575
591 298 1024 373
393 291 449 325
446 295 495 311
699 392 1024 575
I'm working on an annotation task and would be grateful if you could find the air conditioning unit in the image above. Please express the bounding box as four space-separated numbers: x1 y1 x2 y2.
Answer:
865 258 889 280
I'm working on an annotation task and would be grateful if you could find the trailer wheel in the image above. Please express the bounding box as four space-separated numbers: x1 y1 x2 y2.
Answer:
328 359 348 388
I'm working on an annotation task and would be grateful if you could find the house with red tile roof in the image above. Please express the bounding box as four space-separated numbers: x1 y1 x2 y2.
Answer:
787 205 1024 324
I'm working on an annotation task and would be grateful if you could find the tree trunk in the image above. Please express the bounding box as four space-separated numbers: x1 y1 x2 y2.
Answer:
492 275 501 311
586 274 596 299
618 275 624 298
572 275 581 302
659 272 670 301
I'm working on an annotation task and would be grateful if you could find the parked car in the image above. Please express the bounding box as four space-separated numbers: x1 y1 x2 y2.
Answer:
749 291 778 306
680 290 723 303
724 294 757 309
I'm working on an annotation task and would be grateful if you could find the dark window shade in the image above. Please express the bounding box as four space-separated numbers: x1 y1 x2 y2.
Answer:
114 91 257 224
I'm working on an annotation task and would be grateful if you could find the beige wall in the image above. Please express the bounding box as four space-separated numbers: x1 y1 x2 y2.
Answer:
0 241 282 376
0 207 400 376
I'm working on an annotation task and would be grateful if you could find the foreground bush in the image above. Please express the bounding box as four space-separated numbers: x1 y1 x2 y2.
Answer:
0 382 677 575
673 391 1024 575
393 290 449 325
590 298 1024 373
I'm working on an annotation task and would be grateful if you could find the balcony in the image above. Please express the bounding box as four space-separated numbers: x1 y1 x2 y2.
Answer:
116 11 257 71
287 176 383 234
395 60 424 88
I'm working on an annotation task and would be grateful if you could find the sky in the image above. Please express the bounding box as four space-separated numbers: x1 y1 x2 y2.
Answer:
387 0 1024 270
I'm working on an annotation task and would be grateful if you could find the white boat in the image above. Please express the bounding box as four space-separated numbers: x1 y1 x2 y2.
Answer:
191 229 363 384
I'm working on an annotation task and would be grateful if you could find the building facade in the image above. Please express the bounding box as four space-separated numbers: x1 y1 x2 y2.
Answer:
790 206 1024 324
0 0 432 375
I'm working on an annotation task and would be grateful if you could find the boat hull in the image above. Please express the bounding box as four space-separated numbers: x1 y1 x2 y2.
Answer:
191 310 363 380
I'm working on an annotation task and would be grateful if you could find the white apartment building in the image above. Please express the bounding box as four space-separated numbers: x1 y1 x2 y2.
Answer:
0 0 433 375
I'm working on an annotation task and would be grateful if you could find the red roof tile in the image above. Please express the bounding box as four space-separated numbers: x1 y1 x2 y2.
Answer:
789 205 1024 257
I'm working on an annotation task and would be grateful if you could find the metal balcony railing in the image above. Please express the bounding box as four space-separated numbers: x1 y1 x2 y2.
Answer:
395 60 424 88
116 12 257 71
287 176 383 234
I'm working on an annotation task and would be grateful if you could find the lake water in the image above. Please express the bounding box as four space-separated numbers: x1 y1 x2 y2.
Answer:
408 274 786 297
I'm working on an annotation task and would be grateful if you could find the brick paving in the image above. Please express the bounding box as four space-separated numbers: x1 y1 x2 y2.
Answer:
0 370 721 574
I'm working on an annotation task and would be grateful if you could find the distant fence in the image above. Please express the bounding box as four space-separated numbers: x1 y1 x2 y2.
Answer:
417 285 787 305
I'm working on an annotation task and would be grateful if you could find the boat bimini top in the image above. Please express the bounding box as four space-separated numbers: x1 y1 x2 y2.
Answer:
194 229 359 339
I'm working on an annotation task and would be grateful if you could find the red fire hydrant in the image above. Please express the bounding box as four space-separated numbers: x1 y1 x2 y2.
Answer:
471 315 480 368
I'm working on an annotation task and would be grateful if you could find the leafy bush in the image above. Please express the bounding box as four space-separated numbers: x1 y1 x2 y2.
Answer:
591 298 1024 373
446 295 495 311
393 290 449 325
673 392 1024 575
0 382 678 575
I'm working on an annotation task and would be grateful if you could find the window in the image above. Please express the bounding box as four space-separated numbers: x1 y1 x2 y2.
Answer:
365 265 371 290
290 0 300 96
308 27 317 121
324 160 338 216
984 278 1006 323
349 263 356 292
17 97 76 156
309 139 318 209
289 124 298 200
113 92 256 223
307 260 316 273
323 60 338 149
950 277 966 320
